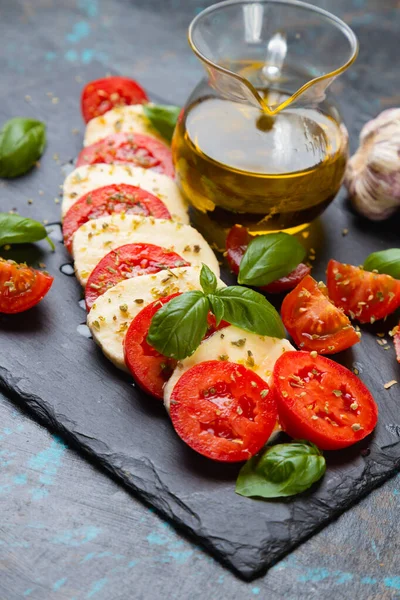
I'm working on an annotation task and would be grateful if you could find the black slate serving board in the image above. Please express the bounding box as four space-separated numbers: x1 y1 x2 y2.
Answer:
0 64 400 581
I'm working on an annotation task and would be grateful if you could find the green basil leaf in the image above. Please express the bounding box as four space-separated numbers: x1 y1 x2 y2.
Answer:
0 213 55 250
364 248 400 279
215 286 285 338
147 291 209 359
143 104 180 143
200 263 218 295
208 294 225 326
0 118 46 178
238 232 306 286
236 441 326 499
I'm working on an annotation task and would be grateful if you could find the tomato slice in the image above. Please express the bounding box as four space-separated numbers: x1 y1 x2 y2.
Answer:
281 275 360 354
392 323 400 363
124 295 228 400
169 360 277 461
62 184 171 253
85 243 190 310
76 133 174 178
81 77 148 123
226 225 311 293
0 258 53 314
326 259 400 324
272 351 378 450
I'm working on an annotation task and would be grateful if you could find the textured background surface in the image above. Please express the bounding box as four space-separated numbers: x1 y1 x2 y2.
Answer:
0 0 399 597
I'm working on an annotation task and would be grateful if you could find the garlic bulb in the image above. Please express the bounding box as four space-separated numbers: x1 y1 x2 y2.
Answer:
345 108 400 220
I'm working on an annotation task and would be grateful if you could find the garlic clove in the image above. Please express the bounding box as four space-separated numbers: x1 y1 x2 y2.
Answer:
345 108 400 221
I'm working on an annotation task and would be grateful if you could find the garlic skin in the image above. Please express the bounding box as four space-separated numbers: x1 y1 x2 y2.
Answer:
345 108 400 220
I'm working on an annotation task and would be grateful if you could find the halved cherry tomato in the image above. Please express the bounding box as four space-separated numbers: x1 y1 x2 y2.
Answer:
272 351 378 450
124 296 228 400
326 259 400 324
226 224 310 293
62 184 171 253
0 258 53 314
85 243 189 310
281 275 360 354
169 360 277 461
81 77 148 123
76 133 174 178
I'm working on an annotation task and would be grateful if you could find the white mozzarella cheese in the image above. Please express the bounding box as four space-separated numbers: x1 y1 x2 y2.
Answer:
62 164 188 222
84 104 165 146
164 325 294 411
73 214 220 287
87 266 225 372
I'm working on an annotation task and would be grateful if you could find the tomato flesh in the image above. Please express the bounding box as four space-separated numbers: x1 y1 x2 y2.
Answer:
85 243 190 310
63 184 171 253
124 296 228 400
272 351 378 450
281 275 360 354
393 323 400 363
0 258 53 314
76 133 174 178
169 361 277 462
226 225 310 293
81 77 148 123
326 259 400 324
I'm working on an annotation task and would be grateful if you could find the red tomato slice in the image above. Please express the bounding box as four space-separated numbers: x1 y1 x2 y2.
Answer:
392 323 400 363
85 243 190 310
272 351 378 450
76 133 174 178
124 295 228 400
62 184 171 253
81 77 148 123
226 224 311 293
281 275 360 354
326 259 400 324
0 258 53 314
169 360 277 462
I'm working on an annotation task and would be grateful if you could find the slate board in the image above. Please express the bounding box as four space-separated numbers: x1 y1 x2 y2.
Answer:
0 63 400 581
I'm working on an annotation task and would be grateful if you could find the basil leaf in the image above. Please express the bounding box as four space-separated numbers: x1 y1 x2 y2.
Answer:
143 104 180 143
147 291 209 359
236 441 326 499
364 248 400 279
215 286 285 338
238 232 306 287
200 263 218 295
208 294 225 326
0 118 46 178
0 213 55 250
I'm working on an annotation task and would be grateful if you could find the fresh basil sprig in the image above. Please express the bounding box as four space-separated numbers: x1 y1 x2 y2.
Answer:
147 264 285 359
236 441 326 499
238 232 306 287
364 248 400 279
0 118 46 178
143 104 180 143
0 213 55 250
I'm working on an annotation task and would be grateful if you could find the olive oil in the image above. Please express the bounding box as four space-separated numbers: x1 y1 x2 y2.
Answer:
172 84 348 247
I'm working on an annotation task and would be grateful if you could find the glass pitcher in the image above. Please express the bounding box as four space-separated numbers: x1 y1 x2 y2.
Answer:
172 0 358 248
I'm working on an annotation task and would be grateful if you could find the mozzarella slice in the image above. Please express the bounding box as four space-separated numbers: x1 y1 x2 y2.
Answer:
164 325 294 411
84 104 164 146
87 266 225 371
73 214 220 287
62 164 188 223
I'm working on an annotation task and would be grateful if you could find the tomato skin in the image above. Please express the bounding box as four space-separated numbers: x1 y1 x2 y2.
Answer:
62 184 171 253
281 275 360 354
226 225 310 293
124 296 228 400
272 351 378 450
326 259 400 324
81 77 148 123
0 258 53 314
169 360 277 462
85 243 190 310
76 133 174 178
